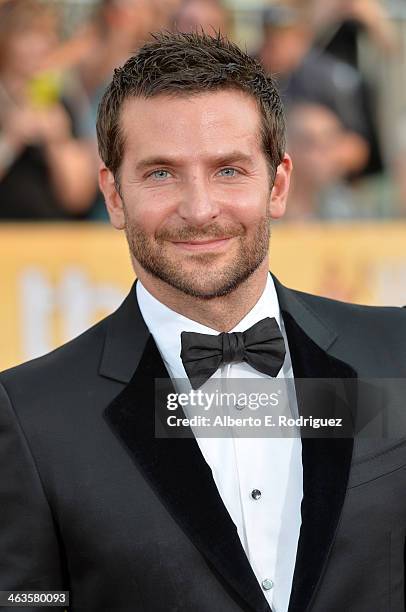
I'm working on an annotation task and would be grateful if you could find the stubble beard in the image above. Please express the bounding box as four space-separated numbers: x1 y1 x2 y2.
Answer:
123 209 272 300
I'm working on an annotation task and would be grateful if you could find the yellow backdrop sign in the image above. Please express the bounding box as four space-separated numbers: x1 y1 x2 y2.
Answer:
1 222 405 370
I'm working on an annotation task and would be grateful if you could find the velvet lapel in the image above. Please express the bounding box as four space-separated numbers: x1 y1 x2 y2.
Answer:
102 284 271 612
273 278 356 612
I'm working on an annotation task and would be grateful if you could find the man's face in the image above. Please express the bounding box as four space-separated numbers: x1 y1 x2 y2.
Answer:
101 89 290 299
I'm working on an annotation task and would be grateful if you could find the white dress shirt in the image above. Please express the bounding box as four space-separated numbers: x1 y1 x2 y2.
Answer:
136 275 303 612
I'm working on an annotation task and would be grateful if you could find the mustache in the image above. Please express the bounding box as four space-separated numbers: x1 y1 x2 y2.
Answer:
156 223 244 242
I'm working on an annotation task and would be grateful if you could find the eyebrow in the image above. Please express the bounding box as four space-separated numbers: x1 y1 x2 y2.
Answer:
135 151 255 172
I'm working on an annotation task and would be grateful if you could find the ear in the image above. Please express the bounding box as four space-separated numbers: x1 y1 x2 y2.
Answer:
99 165 125 229
269 153 293 219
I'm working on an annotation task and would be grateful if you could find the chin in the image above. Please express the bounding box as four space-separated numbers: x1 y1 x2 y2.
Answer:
168 274 248 300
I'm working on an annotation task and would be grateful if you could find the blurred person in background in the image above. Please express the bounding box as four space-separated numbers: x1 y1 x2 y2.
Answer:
285 98 397 220
257 4 370 178
0 0 97 220
310 0 398 61
309 0 397 177
285 101 365 220
75 0 154 103
173 0 230 35
64 0 156 220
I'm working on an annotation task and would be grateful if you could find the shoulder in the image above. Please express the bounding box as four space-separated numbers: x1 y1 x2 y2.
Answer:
289 287 406 371
0 314 109 398
293 286 404 315
292 287 406 327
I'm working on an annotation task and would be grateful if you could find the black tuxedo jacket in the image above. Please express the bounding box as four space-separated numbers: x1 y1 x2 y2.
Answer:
1 277 406 612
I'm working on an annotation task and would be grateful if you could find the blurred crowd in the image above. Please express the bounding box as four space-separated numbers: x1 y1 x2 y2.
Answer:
0 0 405 222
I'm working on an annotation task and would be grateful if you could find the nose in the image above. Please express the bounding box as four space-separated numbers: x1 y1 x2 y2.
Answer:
177 176 220 227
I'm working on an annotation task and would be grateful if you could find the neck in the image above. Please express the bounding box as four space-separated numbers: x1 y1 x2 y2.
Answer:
135 260 270 332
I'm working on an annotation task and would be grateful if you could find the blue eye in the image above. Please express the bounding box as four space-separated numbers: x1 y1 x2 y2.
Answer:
151 169 171 180
218 167 237 177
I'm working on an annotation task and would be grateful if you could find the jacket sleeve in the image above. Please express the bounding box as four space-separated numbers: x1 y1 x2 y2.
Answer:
0 380 67 611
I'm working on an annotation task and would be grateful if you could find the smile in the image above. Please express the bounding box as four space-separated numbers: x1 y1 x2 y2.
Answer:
170 238 233 252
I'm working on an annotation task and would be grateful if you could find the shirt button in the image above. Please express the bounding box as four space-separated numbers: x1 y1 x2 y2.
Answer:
251 489 262 500
262 578 274 591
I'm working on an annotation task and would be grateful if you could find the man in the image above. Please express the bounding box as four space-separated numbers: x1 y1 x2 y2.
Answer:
1 31 406 612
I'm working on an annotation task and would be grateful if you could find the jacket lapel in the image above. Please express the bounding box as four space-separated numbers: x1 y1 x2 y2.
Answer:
101 278 356 612
274 278 356 612
102 282 271 612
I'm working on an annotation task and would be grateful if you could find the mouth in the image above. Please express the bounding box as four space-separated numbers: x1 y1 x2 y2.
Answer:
170 237 234 252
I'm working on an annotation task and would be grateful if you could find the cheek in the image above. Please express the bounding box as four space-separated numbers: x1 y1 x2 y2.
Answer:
127 209 163 235
224 191 270 224
125 187 176 232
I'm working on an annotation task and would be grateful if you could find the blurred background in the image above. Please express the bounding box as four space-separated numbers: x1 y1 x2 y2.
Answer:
0 0 405 369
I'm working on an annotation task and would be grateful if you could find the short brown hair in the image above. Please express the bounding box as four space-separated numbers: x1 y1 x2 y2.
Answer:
96 30 286 181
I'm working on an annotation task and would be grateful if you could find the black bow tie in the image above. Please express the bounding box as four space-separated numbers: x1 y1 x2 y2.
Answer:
180 317 286 389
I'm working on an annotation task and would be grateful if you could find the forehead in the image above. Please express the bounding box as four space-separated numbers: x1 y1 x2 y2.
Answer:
119 89 263 159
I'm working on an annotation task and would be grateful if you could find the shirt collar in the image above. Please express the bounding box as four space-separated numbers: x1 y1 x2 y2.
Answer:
136 274 283 379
